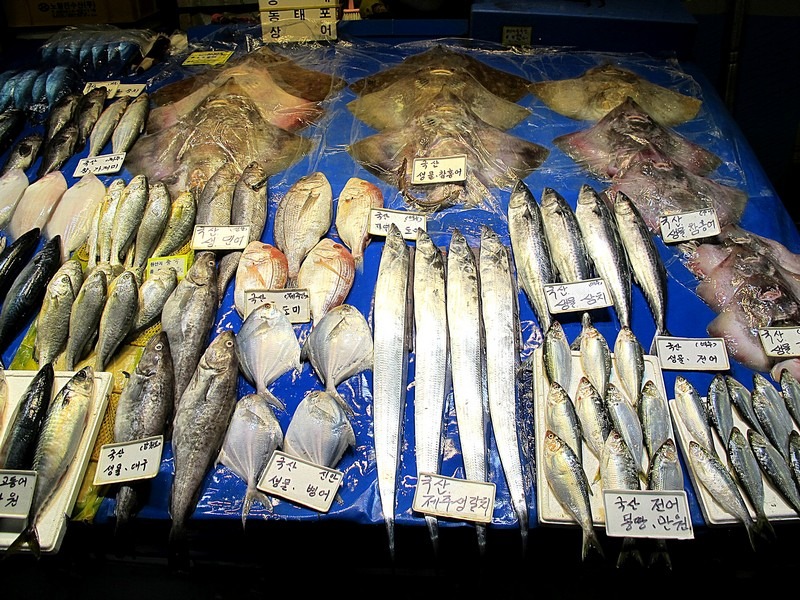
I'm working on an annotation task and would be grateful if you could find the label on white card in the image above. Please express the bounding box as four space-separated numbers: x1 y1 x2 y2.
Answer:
758 326 800 358
83 80 120 96
412 472 496 524
659 208 721 243
603 489 694 539
146 255 189 281
655 336 730 370
191 225 250 251
544 278 613 314
94 436 164 485
257 451 342 512
0 471 37 519
368 208 426 240
243 289 310 323
115 83 146 98
411 155 467 184
73 153 126 177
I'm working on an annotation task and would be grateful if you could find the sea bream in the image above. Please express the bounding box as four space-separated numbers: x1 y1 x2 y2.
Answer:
334 177 383 272
233 241 288 318
296 238 355 323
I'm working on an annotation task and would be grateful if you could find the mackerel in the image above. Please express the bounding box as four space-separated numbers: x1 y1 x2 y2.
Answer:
0 363 54 469
411 228 448 552
576 184 631 330
539 187 591 282
479 225 528 549
371 223 411 560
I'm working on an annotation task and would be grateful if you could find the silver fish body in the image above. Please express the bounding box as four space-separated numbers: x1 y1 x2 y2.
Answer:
752 372 794 461
96 179 125 265
540 187 591 282
75 86 108 150
131 267 178 333
112 92 149 154
283 389 355 469
195 161 238 227
725 375 765 436
707 373 735 448
574 375 612 464
727 426 773 537
674 375 716 455
0 363 54 470
543 320 572 390
638 379 671 462
64 268 108 370
613 326 644 407
132 181 172 269
647 438 684 492
600 429 641 491
110 174 149 265
547 381 583 464
604 382 645 478
748 428 800 516
578 312 611 399
151 190 196 258
779 368 800 429
88 95 131 157
94 269 139 371
34 258 83 367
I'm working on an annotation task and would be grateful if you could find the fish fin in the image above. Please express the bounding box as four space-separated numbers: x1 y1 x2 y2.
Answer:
258 389 286 412
649 327 670 356
241 485 272 530
616 537 644 569
581 526 605 561
328 387 355 417
756 512 777 543
385 516 396 561
476 523 487 557
4 523 40 559
648 539 672 570
425 515 439 557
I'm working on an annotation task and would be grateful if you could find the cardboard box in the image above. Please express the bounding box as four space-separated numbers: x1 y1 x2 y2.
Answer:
3 0 158 28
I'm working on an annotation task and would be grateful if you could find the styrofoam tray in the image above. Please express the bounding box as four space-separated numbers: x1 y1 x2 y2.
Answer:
670 392 800 526
533 347 671 526
0 369 113 554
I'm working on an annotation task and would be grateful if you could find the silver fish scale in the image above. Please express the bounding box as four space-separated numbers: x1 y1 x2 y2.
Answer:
540 187 592 283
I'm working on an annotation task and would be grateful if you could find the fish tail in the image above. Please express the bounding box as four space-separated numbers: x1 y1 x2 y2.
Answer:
476 523 487 557
424 515 439 556
354 255 364 274
581 525 605 561
756 512 777 543
241 485 272 530
648 538 672 570
258 389 286 412
649 327 670 355
616 536 643 568
5 523 40 559
168 521 190 572
385 516 396 560
519 519 529 555
327 386 355 417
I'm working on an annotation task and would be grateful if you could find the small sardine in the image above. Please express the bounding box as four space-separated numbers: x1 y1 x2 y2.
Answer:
604 382 646 479
613 326 644 407
546 381 583 464
748 428 800 516
725 375 765 436
674 375 716 456
727 426 775 540
638 379 671 463
578 312 611 399
752 372 795 461
574 375 612 466
543 320 572 390
707 373 735 448
648 438 684 492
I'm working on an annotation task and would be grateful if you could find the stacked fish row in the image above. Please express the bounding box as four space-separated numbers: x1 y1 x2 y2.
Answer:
539 315 681 564
672 371 800 548
346 45 549 211
0 65 82 118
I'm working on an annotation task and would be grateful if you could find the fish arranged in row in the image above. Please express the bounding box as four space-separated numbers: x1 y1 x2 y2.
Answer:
0 65 82 117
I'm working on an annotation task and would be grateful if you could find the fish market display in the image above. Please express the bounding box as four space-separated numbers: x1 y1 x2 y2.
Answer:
33 258 83 367
44 173 107 261
94 269 139 371
282 389 355 468
131 267 178 334
64 267 108 371
334 177 383 272
539 187 592 284
0 66 82 116
233 241 288 318
529 63 701 126
7 171 67 241
2 133 43 175
0 227 41 303
543 320 572 390
216 393 283 527
296 238 355 323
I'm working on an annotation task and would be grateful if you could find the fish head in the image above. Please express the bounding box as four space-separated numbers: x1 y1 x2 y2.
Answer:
543 429 565 454
137 332 170 377
70 365 96 396
205 330 238 372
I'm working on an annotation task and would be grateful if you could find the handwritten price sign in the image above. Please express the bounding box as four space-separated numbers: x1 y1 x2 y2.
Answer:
411 155 467 184
655 336 730 371
368 208 426 240
659 208 721 243
544 278 612 314
0 470 37 518
94 436 164 485
758 327 800 358
192 225 250 251
257 450 343 512
73 153 126 177
412 472 496 524
244 289 310 322
603 489 694 540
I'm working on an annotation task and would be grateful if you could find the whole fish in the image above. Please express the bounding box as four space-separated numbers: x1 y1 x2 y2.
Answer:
34 258 83 367
235 302 300 410
0 235 62 358
296 238 355 323
748 428 800 516
646 437 683 569
542 320 572 390
131 266 179 333
752 372 794 461
132 181 172 268
576 184 632 330
789 430 800 491
725 375 765 436
578 312 611 399
0 227 40 303
539 187 591 282
638 379 671 462
46 172 106 262
195 161 238 227
113 332 174 530
6 366 94 557
371 223 411 560
779 368 800 429
170 330 238 549
273 171 333 286
574 375 612 467
111 92 149 154
547 381 583 464
233 241 288 318
479 225 528 548
216 393 283 528
0 363 54 469
161 251 218 405
707 373 735 448
2 134 42 176
96 178 126 265
543 429 604 560
335 177 383 272
674 375 716 456
727 426 775 540
507 179 555 331
604 382 646 480
216 160 270 300
447 228 489 555
88 95 131 157
0 107 24 153
38 120 78 178
283 389 355 468
44 91 81 143
687 440 764 550
302 303 372 413
94 269 139 371
109 174 149 266
411 227 449 552
613 326 644 407
151 190 196 258
0 168 30 233
64 268 107 370
75 86 109 150
7 171 68 241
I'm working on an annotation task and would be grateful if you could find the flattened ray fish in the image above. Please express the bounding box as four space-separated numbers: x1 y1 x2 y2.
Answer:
347 67 531 131
348 90 548 211
349 45 531 102
530 63 701 126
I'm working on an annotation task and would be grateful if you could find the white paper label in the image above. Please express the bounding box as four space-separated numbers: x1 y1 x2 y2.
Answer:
243 289 310 323
659 208 721 243
93 436 164 485
368 208 426 240
261 8 338 42
655 336 730 371
501 26 532 46
73 153 126 177
412 472 496 524
83 80 120 96
0 471 37 519
603 489 694 540
257 450 342 512
182 50 234 66
191 225 250 251
544 278 613 314
758 326 800 358
411 155 467 184
115 83 146 98
146 255 189 281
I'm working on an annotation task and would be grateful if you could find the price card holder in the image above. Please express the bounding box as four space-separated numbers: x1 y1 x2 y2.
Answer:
411 155 467 184
182 50 234 66
146 255 190 281
654 336 730 371
191 225 250 251
412 472 496 524
243 289 310 323
83 80 120 96
257 450 343 512
368 208 426 240
93 436 164 486
543 278 613 314
603 489 694 540
659 208 721 243
0 471 37 519
73 153 126 177
758 326 800 358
